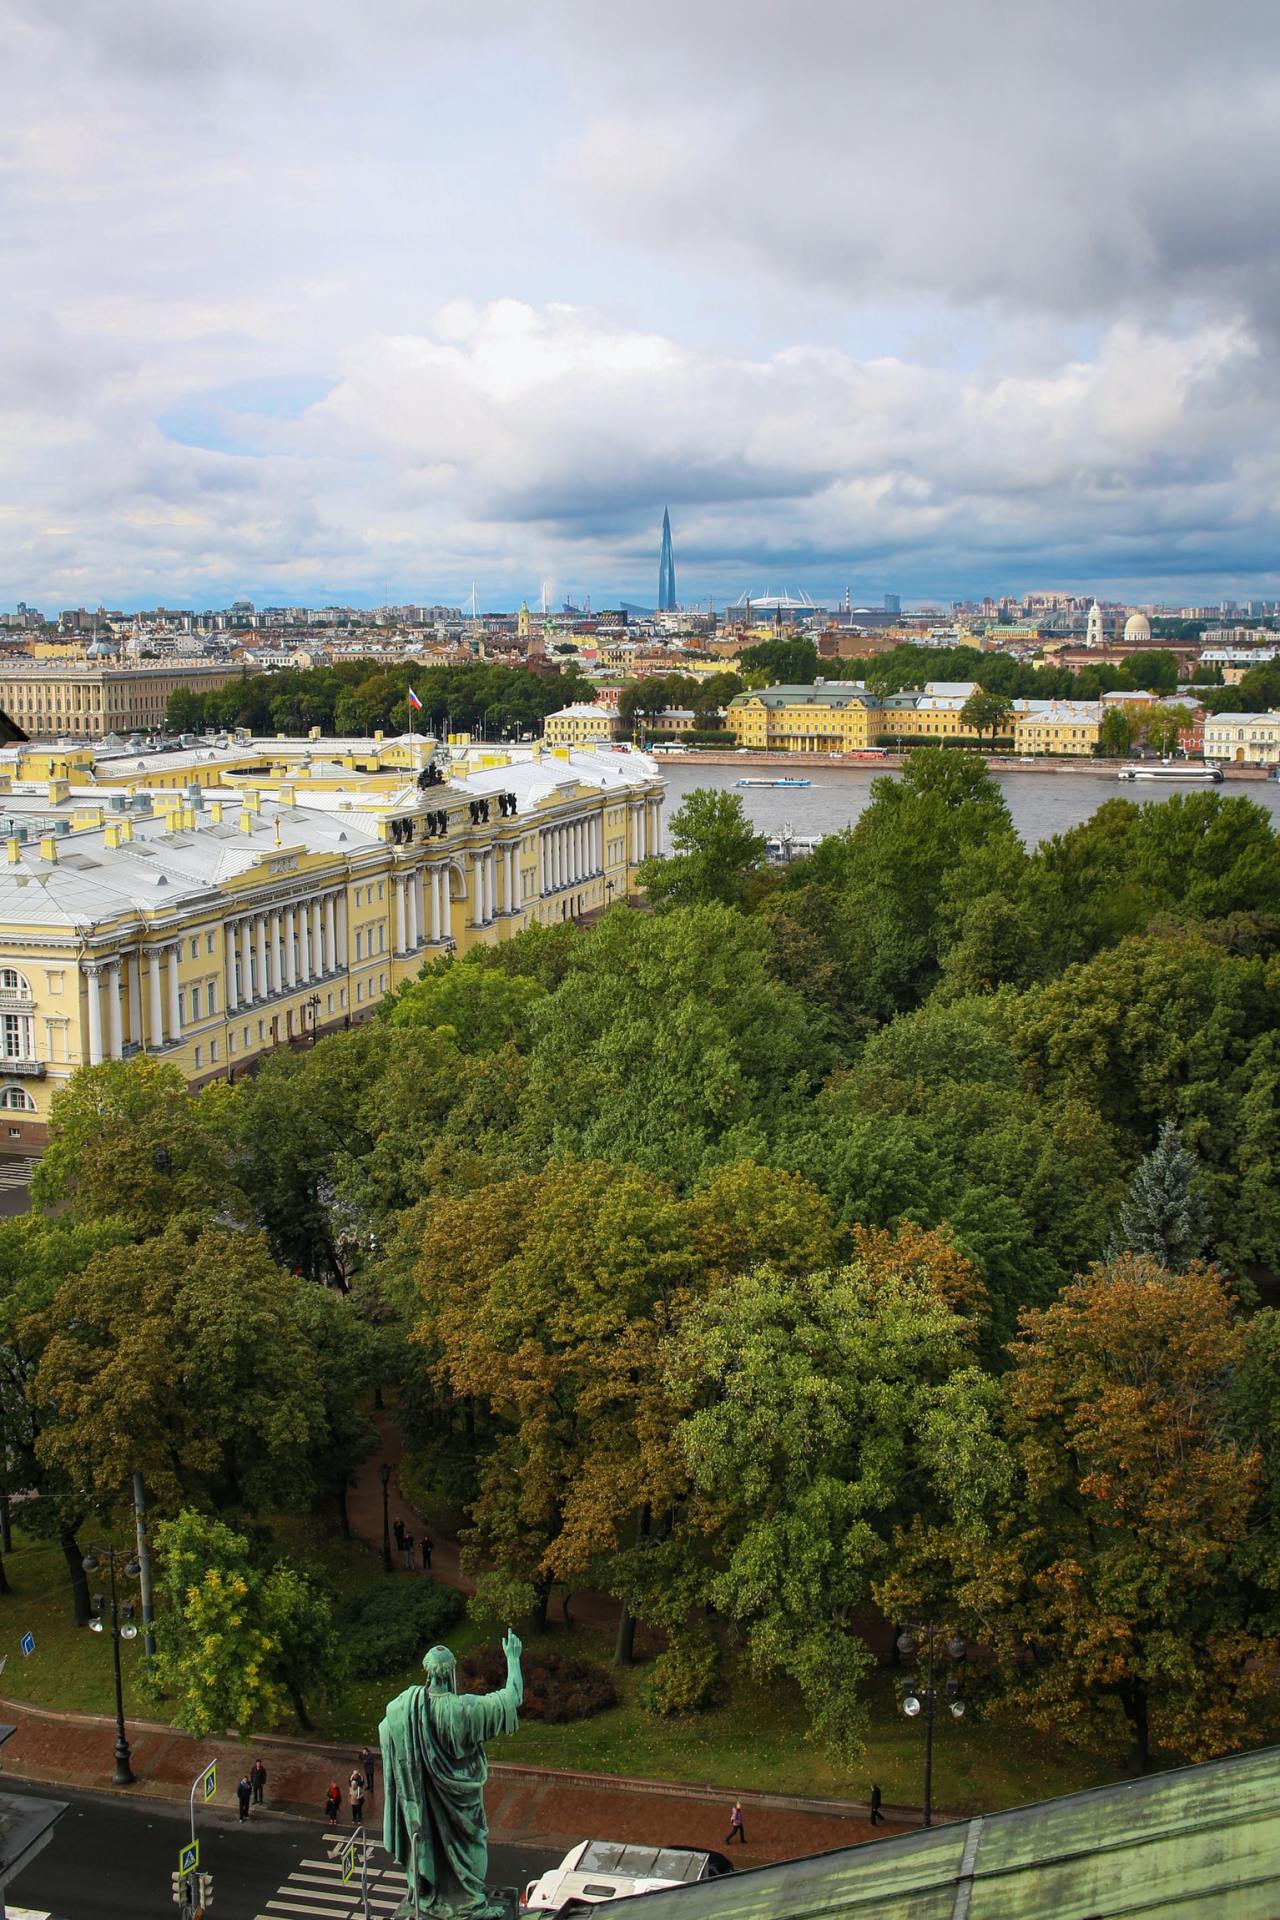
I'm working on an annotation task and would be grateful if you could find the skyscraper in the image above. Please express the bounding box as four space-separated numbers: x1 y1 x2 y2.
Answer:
658 507 676 611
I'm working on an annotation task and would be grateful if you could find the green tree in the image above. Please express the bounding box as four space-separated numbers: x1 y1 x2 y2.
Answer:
669 1244 1005 1757
32 1224 325 1513
736 638 820 684
637 788 768 912
520 905 820 1187
959 688 1013 743
146 1509 343 1734
1112 1120 1211 1267
383 954 547 1052
1100 706 1136 757
32 1057 239 1233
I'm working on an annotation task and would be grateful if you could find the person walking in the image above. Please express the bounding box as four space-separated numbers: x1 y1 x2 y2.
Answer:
869 1783 884 1827
237 1775 252 1822
393 1517 405 1554
250 1757 267 1806
349 1768 366 1827
402 1532 415 1572
360 1745 377 1804
325 1782 341 1826
725 1802 746 1846
421 1531 433 1571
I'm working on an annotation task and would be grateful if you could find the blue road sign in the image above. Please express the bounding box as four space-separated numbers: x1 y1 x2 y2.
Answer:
179 1839 199 1875
19 1632 34 1657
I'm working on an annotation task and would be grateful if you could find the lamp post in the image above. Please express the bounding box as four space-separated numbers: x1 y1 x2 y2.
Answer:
379 1461 393 1574
896 1620 966 1828
82 1546 142 1785
306 991 321 1043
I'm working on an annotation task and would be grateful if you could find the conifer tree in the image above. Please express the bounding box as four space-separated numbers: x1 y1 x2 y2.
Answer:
1113 1120 1210 1268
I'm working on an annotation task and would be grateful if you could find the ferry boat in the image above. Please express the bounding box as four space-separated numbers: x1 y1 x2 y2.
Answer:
1117 762 1223 784
736 776 812 788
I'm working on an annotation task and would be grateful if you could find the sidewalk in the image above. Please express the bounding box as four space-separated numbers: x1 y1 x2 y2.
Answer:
0 1696 911 1864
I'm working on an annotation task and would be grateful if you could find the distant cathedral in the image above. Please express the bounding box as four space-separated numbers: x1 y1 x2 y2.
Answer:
658 507 677 611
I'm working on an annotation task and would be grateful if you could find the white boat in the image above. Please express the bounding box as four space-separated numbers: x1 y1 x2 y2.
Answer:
1117 762 1223 783
736 776 811 788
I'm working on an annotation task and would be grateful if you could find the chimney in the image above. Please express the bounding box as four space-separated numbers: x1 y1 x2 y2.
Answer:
6 837 20 864
104 821 123 849
240 807 256 834
210 801 224 824
38 832 57 862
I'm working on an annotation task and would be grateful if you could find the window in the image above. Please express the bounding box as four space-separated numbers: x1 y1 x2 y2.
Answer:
1 1014 32 1060
0 968 31 997
176 991 185 1025
229 1030 236 1053
190 984 200 1019
355 929 363 959
326 993 333 1012
339 988 346 1009
194 1044 203 1068
258 1020 264 1041
210 1039 218 1062
380 972 386 993
208 980 217 1014
378 880 384 900
0 1084 34 1111
207 932 215 954
357 981 364 1003
190 938 199 960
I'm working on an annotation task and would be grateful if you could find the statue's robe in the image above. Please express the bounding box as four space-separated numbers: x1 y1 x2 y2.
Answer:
380 1670 522 1916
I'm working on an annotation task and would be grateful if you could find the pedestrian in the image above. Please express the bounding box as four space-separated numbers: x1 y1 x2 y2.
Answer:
421 1531 433 1571
237 1775 252 1822
250 1756 267 1806
349 1768 366 1826
402 1532 415 1571
725 1801 746 1845
393 1517 405 1553
869 1783 884 1827
360 1745 377 1803
325 1782 341 1826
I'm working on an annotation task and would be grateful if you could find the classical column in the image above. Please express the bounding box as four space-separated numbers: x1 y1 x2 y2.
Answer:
240 919 254 1003
106 959 123 1060
256 915 269 998
539 831 548 894
412 870 425 945
226 926 239 1013
506 845 517 912
593 816 602 872
324 893 337 968
285 905 298 989
429 866 442 942
85 963 104 1067
270 910 284 995
393 876 407 954
126 953 142 1046
148 949 165 1046
310 900 323 976
298 901 311 982
335 891 348 966
406 873 420 949
167 945 182 1040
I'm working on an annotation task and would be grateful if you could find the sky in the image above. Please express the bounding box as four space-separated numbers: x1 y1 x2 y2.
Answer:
3 0 1280 611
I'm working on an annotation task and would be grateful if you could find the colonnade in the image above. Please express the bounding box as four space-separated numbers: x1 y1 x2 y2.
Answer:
225 889 348 1013
538 814 605 894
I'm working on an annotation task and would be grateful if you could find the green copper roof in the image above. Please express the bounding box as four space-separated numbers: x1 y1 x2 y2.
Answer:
616 1744 1280 1918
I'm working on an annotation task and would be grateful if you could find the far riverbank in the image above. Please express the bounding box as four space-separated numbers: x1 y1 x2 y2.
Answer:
650 748 1273 780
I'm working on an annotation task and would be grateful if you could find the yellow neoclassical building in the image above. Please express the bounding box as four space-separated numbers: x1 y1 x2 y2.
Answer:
727 683 877 751
0 742 664 1148
0 661 243 739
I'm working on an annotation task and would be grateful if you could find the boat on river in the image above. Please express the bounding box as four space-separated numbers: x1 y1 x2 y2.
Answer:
1117 762 1223 783
736 776 811 788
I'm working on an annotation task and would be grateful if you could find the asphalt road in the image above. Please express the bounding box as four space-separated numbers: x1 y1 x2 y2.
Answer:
4 1777 559 1919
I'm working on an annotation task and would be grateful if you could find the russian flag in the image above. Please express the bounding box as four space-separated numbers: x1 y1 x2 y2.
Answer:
406 687 423 712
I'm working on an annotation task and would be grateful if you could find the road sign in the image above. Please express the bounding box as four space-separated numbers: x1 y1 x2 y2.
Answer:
179 1838 200 1875
19 1631 34 1657
199 1759 217 1802
340 1836 357 1884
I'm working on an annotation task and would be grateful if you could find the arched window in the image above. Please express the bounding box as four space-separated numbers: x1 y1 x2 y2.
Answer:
0 1085 35 1111
0 968 31 998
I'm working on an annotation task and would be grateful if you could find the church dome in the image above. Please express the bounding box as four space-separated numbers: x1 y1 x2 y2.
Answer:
1124 611 1152 643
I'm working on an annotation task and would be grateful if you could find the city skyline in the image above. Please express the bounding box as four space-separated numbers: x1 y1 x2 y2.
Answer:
5 5 1280 609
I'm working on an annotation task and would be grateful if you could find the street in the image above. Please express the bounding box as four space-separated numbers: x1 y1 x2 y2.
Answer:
4 1777 558 1919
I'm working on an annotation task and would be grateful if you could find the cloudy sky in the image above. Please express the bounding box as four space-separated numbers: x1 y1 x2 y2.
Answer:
3 0 1279 610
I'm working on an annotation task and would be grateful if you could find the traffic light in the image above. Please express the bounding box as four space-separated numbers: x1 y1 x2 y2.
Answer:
199 1870 214 1906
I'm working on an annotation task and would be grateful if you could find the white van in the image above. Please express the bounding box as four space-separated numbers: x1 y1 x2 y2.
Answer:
524 1840 732 1910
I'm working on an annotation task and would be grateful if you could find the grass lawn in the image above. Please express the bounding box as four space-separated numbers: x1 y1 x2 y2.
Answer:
0 1522 1166 1815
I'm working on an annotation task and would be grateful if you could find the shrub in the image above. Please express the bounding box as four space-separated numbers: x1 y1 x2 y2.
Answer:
639 1634 722 1716
339 1579 465 1679
457 1646 618 1723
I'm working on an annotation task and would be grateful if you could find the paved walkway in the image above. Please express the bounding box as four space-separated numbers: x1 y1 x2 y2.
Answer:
0 1697 908 1863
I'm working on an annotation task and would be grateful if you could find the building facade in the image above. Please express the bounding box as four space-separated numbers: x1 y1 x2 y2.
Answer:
0 743 664 1148
0 663 243 739
1203 710 1280 765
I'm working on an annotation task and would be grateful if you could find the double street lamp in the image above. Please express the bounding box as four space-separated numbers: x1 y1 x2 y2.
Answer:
896 1620 967 1828
82 1545 142 1785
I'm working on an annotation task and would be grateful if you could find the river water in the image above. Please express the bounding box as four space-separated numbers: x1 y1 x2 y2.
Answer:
657 761 1280 849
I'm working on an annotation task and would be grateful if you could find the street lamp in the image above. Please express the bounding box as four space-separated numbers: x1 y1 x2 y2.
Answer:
379 1461 393 1574
82 1546 142 1785
896 1620 967 1827
306 991 321 1043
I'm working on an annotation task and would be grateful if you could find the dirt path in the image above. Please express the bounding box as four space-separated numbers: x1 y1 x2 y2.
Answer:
346 1407 623 1633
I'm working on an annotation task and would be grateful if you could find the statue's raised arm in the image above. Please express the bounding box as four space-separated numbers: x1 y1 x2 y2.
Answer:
380 1633 524 1918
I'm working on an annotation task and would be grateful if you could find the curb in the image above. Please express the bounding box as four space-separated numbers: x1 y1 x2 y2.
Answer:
0 1694 933 1829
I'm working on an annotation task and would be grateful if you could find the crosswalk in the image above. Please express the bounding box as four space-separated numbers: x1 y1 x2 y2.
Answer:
255 1835 409 1919
0 1159 33 1190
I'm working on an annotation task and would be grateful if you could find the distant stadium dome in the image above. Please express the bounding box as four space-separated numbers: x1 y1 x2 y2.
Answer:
1124 611 1152 643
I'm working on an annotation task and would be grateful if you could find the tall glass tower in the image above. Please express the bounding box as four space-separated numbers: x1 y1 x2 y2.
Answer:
658 507 676 611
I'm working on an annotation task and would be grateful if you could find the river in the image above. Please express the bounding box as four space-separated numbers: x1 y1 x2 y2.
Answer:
656 761 1280 850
